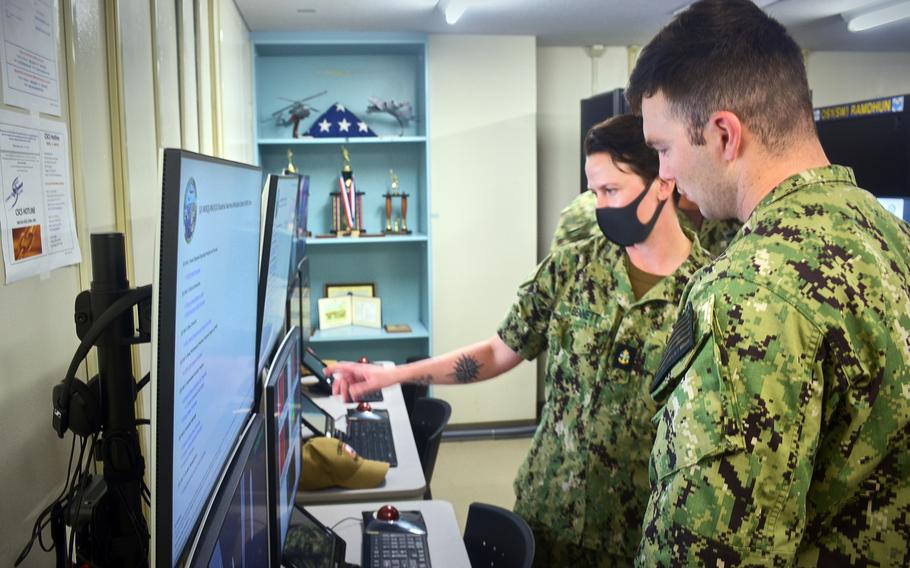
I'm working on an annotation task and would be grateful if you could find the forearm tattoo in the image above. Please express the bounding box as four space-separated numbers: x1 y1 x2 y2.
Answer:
410 374 433 386
449 354 482 384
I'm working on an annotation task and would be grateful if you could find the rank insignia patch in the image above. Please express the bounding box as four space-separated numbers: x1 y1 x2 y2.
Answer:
613 343 637 370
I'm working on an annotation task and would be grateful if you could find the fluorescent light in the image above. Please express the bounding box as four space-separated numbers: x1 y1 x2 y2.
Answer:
445 0 466 24
846 1 910 32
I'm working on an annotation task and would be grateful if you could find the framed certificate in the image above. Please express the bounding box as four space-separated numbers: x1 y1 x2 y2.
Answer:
317 297 352 330
324 282 375 298
351 296 382 329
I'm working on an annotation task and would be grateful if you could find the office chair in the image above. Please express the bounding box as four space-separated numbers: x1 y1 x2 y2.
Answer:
409 397 451 499
463 502 535 568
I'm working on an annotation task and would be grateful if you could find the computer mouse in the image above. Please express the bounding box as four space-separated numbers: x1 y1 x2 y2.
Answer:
356 401 372 412
377 505 400 522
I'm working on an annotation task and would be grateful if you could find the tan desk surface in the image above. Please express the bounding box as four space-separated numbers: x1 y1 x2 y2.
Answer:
296 382 426 504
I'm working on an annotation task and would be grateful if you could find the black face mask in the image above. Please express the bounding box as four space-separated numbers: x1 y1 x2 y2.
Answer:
595 182 666 247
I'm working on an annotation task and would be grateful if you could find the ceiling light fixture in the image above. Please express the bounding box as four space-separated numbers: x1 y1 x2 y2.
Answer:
445 0 466 25
845 1 910 32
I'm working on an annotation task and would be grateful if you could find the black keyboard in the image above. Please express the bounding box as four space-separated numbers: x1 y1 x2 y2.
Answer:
343 419 397 466
358 390 384 402
363 533 431 568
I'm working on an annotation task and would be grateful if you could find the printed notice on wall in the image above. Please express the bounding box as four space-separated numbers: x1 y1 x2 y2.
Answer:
0 0 61 116
0 109 79 283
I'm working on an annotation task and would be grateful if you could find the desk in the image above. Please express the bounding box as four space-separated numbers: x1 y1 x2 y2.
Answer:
297 383 426 504
306 500 470 568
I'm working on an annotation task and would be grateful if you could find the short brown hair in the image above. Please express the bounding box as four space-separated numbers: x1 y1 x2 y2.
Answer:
626 0 814 153
584 114 659 184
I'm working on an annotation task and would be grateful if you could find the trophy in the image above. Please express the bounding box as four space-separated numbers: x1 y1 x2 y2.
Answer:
330 146 365 236
284 149 297 174
383 169 410 235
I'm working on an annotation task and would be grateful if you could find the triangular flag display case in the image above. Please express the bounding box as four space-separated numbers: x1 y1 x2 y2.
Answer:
252 33 432 364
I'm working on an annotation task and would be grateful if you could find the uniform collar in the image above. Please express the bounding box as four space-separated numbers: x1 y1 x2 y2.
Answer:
746 165 856 225
625 226 711 307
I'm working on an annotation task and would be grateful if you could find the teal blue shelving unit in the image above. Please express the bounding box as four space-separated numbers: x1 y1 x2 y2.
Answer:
252 33 431 364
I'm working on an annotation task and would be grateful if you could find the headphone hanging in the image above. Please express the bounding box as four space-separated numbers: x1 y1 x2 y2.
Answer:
52 285 152 439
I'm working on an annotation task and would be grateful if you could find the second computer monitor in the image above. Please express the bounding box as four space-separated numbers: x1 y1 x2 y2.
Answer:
188 415 270 568
286 257 312 373
264 326 303 565
294 174 310 267
257 174 299 377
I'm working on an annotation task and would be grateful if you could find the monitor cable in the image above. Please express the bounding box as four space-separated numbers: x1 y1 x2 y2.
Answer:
14 434 78 566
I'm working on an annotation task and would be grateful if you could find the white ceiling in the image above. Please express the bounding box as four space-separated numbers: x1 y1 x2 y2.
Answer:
234 0 910 51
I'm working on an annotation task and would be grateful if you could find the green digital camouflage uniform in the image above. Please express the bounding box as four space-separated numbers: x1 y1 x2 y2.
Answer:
550 190 741 257
637 166 910 566
498 231 712 565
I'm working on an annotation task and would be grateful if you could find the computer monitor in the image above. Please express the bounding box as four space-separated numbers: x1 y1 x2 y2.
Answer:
286 257 312 375
282 506 347 567
264 327 303 565
293 174 310 267
815 95 910 199
257 174 299 377
152 149 262 566
877 197 910 223
188 415 270 567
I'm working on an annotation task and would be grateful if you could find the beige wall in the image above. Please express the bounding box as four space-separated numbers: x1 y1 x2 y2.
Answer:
0 2 87 565
536 46 628 261
218 0 254 164
429 35 538 425
0 1 252 565
807 51 910 107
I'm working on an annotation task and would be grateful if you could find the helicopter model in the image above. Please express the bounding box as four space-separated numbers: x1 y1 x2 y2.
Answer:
366 97 414 136
267 90 327 138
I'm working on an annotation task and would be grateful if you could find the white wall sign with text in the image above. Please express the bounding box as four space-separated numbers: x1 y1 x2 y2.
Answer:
0 109 79 283
0 0 61 115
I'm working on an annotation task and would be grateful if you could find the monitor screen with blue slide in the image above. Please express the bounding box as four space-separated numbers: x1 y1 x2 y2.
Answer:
152 149 262 566
187 415 270 568
265 326 303 565
257 174 299 376
878 197 910 223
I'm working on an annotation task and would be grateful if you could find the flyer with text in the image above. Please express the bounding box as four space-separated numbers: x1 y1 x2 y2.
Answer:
0 0 61 115
0 109 80 283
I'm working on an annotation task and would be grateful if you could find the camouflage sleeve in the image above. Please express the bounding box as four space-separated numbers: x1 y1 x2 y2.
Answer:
549 191 598 252
638 280 824 566
496 253 564 361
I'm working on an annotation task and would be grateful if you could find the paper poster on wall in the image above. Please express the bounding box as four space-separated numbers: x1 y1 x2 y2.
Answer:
0 0 61 116
0 109 80 283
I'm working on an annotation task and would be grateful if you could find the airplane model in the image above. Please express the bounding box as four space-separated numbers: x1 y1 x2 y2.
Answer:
366 97 414 136
267 90 328 138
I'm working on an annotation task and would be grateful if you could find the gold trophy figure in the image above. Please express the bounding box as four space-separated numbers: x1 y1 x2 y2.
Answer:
382 169 411 235
286 149 298 174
